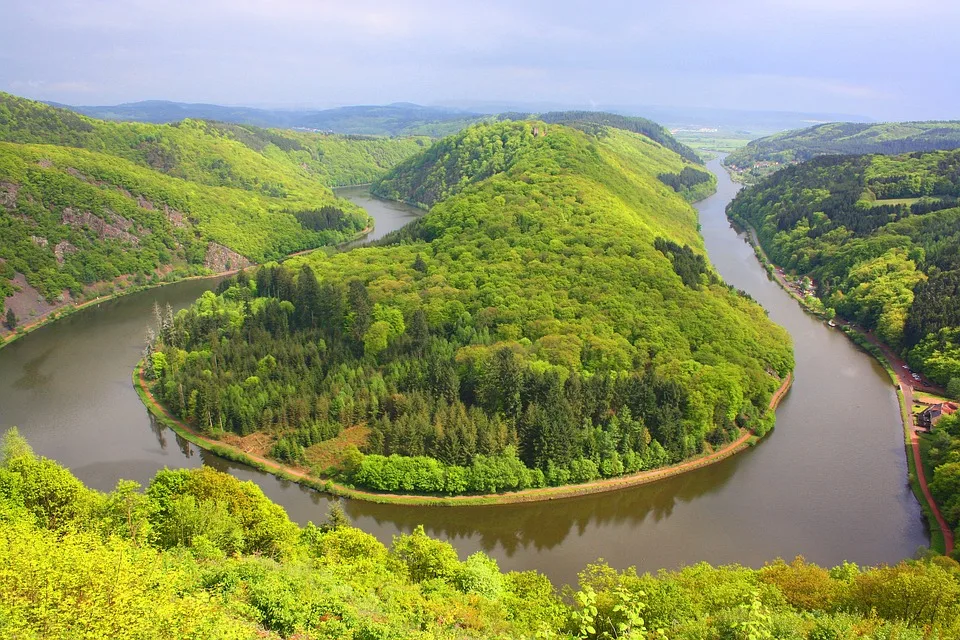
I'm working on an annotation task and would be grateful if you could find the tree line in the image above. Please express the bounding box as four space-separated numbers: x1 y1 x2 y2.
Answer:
728 149 960 390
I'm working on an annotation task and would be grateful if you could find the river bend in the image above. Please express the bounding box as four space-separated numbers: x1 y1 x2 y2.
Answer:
0 160 926 586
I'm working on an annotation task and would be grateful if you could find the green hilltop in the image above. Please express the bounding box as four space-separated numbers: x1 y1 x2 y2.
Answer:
726 120 960 182
144 120 792 496
0 93 425 315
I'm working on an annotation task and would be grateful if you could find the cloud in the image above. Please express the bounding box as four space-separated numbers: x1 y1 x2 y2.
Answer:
0 0 956 119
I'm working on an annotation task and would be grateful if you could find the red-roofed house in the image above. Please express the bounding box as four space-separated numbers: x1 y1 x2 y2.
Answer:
918 402 958 431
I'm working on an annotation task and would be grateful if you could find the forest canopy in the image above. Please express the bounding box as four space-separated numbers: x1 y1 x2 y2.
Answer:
3 427 960 639
727 149 960 388
0 92 423 313
145 120 793 496
726 120 960 182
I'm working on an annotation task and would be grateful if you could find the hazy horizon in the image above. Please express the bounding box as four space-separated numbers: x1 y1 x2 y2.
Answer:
2 0 958 122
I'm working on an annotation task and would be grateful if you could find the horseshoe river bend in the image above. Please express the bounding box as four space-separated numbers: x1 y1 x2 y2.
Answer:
0 162 927 587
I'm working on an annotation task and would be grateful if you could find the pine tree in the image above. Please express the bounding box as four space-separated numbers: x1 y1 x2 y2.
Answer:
412 253 428 273
4 308 16 331
321 500 351 531
295 264 321 329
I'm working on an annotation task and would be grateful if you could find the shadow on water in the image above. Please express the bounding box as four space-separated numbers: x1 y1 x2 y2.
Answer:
13 345 54 390
0 173 928 587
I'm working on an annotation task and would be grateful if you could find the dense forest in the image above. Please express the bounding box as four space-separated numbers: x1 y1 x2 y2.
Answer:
727 149 960 390
3 428 960 639
145 120 792 496
928 411 960 549
496 111 704 164
726 121 960 182
0 93 424 319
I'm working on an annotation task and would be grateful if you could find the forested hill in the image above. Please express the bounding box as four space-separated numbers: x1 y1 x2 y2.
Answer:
5 429 960 638
0 93 424 327
727 149 960 386
56 99 484 137
726 120 960 175
373 117 709 209
0 93 428 188
496 111 703 164
145 120 793 497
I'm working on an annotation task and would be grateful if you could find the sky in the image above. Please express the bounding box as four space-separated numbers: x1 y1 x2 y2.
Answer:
1 0 958 121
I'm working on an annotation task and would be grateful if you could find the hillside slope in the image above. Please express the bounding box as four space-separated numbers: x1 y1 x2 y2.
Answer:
374 115 708 208
727 150 960 381
726 120 960 182
145 121 793 496
3 429 960 639
0 94 423 329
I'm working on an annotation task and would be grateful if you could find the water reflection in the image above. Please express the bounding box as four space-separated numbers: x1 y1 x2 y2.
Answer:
14 345 54 390
0 172 927 589
345 447 745 556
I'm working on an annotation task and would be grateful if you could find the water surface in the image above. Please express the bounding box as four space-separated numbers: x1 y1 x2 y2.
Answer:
0 165 927 586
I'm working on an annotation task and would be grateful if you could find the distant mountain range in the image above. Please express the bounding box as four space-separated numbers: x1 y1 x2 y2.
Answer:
50 99 873 139
438 101 872 134
48 101 485 137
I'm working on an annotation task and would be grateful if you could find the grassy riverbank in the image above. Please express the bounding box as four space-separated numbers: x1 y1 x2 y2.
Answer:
739 221 950 554
134 359 792 506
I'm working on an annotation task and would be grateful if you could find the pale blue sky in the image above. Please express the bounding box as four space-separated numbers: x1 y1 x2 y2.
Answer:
2 0 957 120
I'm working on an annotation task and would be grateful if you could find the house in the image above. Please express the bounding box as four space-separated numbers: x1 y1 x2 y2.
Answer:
918 402 958 431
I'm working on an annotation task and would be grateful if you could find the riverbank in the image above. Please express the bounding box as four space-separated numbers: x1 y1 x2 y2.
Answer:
739 222 953 554
134 359 792 506
0 268 238 353
0 223 378 354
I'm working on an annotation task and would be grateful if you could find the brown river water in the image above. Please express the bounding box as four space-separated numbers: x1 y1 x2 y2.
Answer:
0 161 927 586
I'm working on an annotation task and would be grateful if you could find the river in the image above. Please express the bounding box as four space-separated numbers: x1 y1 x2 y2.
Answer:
0 160 927 587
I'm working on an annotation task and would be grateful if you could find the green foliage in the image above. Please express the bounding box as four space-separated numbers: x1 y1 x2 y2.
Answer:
151 121 792 495
0 92 422 303
727 120 960 182
658 166 716 201
524 110 704 164
2 440 960 639
728 150 960 374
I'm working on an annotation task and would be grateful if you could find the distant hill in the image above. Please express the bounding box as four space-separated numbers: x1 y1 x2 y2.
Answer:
726 121 960 181
295 104 484 137
728 148 960 382
0 92 423 326
53 100 485 137
373 115 706 209
533 111 704 164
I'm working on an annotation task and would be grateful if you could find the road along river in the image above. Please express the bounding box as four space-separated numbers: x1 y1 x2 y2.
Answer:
0 162 927 587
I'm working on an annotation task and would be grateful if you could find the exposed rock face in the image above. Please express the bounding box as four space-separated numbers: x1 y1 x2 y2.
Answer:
54 240 77 264
61 207 139 245
163 204 185 228
204 242 252 273
0 182 18 210
0 272 71 335
134 194 186 228
37 159 53 168
30 236 48 248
